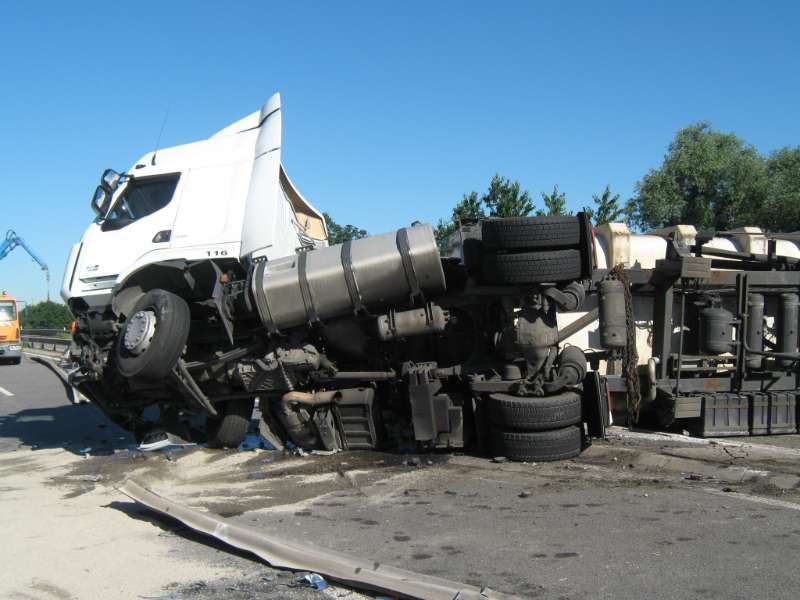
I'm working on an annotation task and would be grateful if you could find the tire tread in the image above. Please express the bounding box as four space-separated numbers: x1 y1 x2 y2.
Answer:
489 391 582 430
481 249 582 284
493 426 583 462
482 216 580 250
207 398 254 449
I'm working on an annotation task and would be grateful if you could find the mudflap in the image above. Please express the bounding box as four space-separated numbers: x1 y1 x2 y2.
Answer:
583 371 608 439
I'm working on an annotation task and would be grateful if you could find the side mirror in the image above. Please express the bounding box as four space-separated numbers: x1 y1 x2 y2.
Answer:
101 168 123 193
91 185 110 217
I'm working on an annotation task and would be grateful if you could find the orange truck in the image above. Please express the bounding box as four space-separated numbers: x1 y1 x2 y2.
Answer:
0 291 22 364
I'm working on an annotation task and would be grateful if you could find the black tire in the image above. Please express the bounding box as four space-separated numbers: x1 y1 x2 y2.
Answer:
488 391 582 430
207 398 255 448
482 216 581 250
492 426 583 462
11 357 22 365
115 289 191 381
481 249 582 284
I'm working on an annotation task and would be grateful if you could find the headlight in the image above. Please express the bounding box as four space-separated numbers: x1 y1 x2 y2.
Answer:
8 345 21 351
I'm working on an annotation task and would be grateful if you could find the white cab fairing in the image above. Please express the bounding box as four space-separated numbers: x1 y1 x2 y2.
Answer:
62 93 327 309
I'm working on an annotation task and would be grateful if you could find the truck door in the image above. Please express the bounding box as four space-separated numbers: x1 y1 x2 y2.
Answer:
169 163 249 253
75 174 183 290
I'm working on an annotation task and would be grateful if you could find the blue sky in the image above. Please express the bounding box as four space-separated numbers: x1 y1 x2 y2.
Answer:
1 1 798 304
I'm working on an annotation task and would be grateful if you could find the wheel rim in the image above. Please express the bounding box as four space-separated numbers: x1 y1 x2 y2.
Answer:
123 309 157 356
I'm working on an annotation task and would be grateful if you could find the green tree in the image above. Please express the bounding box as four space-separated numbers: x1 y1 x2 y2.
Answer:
434 191 485 248
583 185 625 225
759 147 800 232
19 301 73 329
435 175 535 248
323 212 368 245
482 174 535 217
625 122 768 231
537 185 569 216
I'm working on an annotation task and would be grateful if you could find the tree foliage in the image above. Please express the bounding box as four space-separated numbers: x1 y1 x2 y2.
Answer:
434 175 536 248
537 185 569 216
19 301 73 329
482 174 535 218
434 191 485 247
323 212 368 245
583 185 625 225
625 122 768 231
760 147 800 232
431 123 800 249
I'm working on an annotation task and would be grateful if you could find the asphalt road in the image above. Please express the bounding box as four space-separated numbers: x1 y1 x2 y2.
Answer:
0 355 133 453
0 357 374 600
3 356 800 599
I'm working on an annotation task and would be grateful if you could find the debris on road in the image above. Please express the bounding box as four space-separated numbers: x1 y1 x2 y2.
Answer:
291 573 327 591
238 432 275 452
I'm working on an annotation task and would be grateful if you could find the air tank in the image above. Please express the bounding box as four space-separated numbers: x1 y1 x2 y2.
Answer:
598 278 627 349
700 303 734 355
376 303 449 341
745 293 764 369
778 293 799 369
250 224 446 332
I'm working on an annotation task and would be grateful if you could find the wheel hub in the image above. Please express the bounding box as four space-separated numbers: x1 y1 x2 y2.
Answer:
123 310 157 356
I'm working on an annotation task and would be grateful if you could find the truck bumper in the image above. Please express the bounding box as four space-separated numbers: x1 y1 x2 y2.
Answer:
0 342 22 362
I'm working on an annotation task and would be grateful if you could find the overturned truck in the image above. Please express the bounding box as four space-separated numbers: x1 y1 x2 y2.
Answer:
64 95 800 457
62 94 611 461
62 95 800 458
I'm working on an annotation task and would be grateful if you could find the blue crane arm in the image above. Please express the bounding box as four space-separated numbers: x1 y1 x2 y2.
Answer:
0 231 17 261
1 230 51 301
1 230 48 273
15 238 49 273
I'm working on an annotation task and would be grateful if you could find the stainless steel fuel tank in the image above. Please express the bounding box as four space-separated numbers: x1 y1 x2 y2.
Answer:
251 224 446 332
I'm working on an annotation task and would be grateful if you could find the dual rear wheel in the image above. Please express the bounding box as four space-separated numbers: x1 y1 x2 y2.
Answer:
489 391 584 461
479 215 585 285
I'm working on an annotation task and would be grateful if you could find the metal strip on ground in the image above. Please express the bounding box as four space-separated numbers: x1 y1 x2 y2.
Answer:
0 385 13 397
118 480 519 600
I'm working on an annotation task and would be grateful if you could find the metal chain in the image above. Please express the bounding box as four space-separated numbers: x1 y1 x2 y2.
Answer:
608 265 641 423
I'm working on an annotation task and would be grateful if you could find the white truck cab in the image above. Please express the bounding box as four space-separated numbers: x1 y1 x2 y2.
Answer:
61 93 327 311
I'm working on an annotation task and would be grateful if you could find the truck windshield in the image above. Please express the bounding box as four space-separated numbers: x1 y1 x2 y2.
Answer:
0 300 16 322
104 174 180 229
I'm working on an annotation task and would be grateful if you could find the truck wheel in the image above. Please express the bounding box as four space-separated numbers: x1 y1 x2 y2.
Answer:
492 426 583 462
481 249 582 284
115 289 190 381
482 216 580 250
488 391 582 430
207 398 255 448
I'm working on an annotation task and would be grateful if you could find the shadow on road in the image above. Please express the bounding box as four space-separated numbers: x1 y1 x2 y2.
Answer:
25 355 79 401
0 403 134 454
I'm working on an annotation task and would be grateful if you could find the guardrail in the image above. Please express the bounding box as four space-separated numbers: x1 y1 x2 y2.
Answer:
21 328 71 337
22 335 72 354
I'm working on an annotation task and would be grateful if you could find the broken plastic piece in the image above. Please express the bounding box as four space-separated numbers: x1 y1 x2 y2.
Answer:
238 432 276 451
295 573 327 590
137 431 171 452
